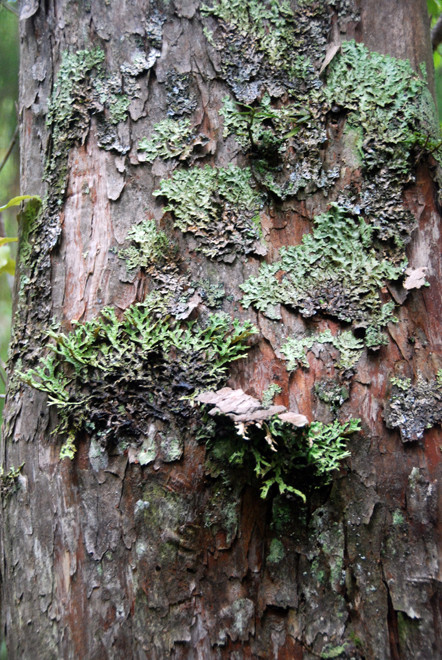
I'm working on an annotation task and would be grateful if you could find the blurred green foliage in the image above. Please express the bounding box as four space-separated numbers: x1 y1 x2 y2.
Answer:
0 4 19 413
428 0 442 119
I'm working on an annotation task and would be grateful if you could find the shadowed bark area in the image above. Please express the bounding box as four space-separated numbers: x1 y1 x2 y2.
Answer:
0 1 440 658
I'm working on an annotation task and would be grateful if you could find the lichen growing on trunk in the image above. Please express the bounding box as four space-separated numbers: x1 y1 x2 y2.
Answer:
20 295 257 454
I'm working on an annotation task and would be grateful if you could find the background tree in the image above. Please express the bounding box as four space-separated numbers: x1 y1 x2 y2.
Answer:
1 1 440 658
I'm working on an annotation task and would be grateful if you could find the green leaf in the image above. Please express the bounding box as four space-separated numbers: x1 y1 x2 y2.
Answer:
0 236 17 246
0 245 15 275
0 194 42 212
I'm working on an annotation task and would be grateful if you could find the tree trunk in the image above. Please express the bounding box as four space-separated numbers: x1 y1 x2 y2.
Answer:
1 1 440 658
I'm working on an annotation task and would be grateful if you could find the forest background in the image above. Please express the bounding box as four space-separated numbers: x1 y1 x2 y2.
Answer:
0 0 441 421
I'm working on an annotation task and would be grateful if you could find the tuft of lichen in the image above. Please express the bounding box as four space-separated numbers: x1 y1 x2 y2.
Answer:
327 40 441 246
201 0 343 102
262 383 282 409
220 93 339 199
241 204 402 344
19 295 257 455
138 118 209 163
384 376 442 442
153 165 263 260
281 329 364 371
206 413 360 501
120 219 171 272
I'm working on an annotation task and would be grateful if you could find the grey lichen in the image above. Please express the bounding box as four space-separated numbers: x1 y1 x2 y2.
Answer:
384 376 442 442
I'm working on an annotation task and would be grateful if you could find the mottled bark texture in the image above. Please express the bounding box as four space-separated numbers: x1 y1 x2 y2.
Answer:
1 0 441 658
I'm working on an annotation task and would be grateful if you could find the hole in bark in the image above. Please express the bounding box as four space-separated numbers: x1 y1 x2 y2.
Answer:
354 327 366 339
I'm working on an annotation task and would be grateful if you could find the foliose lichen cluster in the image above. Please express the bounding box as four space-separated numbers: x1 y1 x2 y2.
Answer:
18 0 441 498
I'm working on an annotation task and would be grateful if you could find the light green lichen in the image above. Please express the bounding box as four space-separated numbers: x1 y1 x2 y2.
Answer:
241 204 402 343
138 118 207 162
267 537 285 564
327 40 441 244
0 463 23 498
262 383 282 408
201 0 299 69
197 280 226 308
108 94 130 124
390 376 412 392
392 509 405 526
153 165 262 259
46 49 105 171
220 93 338 198
314 380 349 412
208 415 360 502
281 329 363 371
325 40 438 176
120 219 171 271
19 294 257 456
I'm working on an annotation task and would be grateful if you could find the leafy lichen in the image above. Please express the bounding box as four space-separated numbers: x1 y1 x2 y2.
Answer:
327 40 441 246
241 204 402 344
281 329 364 371
20 294 256 456
120 219 171 272
220 93 339 199
138 118 208 162
384 376 442 442
153 165 263 260
262 383 282 409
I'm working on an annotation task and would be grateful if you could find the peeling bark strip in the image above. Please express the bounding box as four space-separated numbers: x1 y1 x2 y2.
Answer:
1 1 441 658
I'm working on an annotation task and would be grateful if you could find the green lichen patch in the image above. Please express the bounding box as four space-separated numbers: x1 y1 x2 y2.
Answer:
19 294 256 456
197 279 226 309
153 165 263 260
120 219 172 272
281 329 363 371
327 40 440 245
207 414 360 501
267 537 285 564
0 464 23 498
241 204 402 343
384 376 442 442
314 379 349 413
138 118 209 163
220 93 339 199
201 0 352 102
46 49 105 180
262 383 282 409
